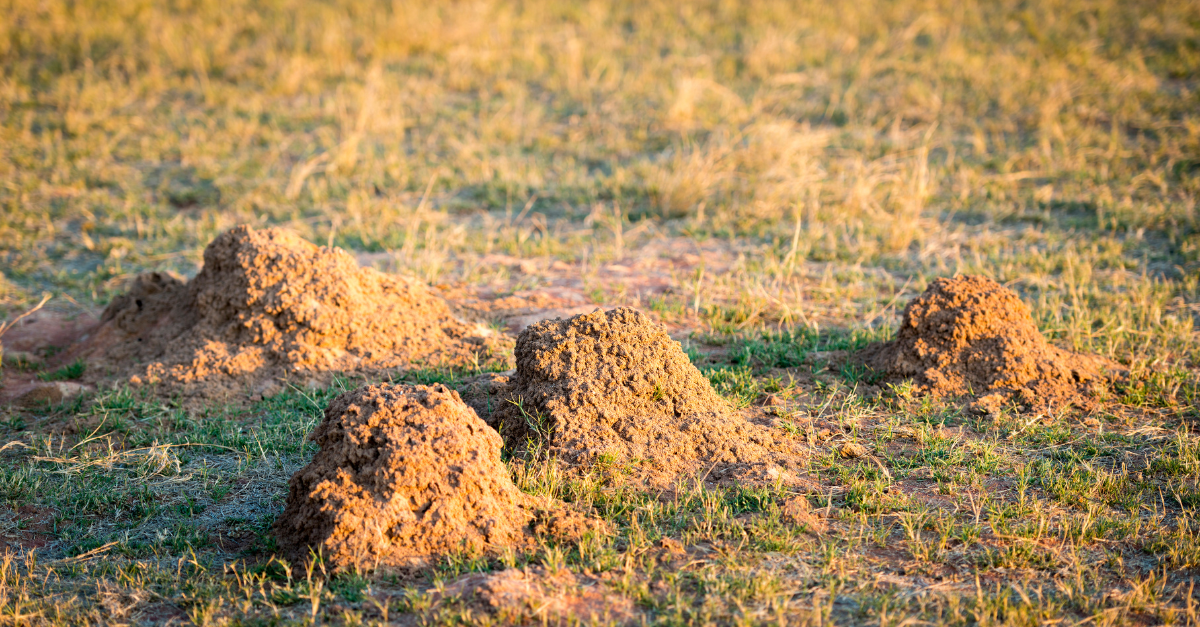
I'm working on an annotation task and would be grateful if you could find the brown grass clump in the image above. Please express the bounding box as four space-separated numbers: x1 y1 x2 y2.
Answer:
273 383 529 572
82 226 498 399
497 307 805 487
860 275 1112 411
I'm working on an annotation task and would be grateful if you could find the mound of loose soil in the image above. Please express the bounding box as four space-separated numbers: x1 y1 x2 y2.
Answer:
82 226 499 399
273 383 529 571
496 307 805 487
859 275 1110 411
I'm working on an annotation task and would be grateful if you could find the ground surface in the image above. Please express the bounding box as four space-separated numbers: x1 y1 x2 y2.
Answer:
0 0 1198 625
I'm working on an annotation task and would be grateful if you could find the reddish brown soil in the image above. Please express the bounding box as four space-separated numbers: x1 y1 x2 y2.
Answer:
496 307 806 487
78 226 502 400
0 309 99 404
273 383 530 571
0 505 54 551
859 275 1112 411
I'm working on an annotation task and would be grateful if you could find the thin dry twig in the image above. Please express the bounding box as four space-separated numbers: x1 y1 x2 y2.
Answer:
62 541 118 563
0 293 52 341
30 442 245 475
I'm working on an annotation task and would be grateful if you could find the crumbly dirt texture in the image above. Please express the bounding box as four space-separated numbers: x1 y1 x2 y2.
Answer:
860 275 1111 411
273 383 529 571
497 307 805 487
81 226 499 399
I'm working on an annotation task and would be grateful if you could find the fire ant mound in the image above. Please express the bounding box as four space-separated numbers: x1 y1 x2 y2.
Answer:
273 383 530 571
83 226 499 399
859 275 1111 412
496 307 805 487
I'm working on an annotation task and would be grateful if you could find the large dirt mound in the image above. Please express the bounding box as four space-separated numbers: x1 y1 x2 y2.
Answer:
273 383 529 571
860 275 1109 411
496 307 804 487
83 226 497 398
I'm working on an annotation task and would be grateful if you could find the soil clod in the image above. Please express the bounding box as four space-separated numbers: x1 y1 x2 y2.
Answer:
858 275 1112 410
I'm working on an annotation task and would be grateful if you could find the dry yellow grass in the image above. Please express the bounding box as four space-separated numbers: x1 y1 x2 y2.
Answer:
0 0 1198 624
1 0 1197 362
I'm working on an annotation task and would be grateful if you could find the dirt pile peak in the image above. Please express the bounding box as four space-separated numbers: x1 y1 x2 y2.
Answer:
861 275 1109 410
497 307 804 486
85 225 496 398
273 383 529 571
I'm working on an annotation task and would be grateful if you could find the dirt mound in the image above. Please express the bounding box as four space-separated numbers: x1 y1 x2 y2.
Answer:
273 383 529 571
496 307 805 487
82 226 499 398
859 275 1109 411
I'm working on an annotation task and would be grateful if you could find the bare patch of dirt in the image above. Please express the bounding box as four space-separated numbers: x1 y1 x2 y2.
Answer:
12 381 93 407
496 307 807 488
857 275 1114 411
439 566 639 626
0 309 98 359
79 226 504 401
0 308 99 404
0 505 54 551
469 288 597 334
273 383 530 572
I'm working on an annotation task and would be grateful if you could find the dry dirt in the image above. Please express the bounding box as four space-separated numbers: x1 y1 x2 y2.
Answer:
437 566 640 625
495 307 807 488
857 275 1113 412
77 226 502 400
0 309 99 405
273 383 530 572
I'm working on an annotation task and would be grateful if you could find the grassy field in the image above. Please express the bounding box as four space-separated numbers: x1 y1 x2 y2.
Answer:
1 0 1199 624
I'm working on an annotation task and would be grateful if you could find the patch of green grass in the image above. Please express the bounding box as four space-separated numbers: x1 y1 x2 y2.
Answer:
1119 367 1200 412
884 433 1001 474
1033 459 1146 512
838 362 883 386
703 365 777 408
328 570 372 603
37 358 85 381
1146 514 1200 569
727 328 817 369
977 541 1060 571
1149 431 1200 477
718 326 893 372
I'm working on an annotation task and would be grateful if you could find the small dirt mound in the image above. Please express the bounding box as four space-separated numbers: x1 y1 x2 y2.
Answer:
859 275 1110 411
496 307 804 487
83 226 499 398
273 383 529 571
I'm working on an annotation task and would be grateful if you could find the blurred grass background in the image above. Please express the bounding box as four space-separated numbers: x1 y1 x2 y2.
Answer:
0 0 1197 363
